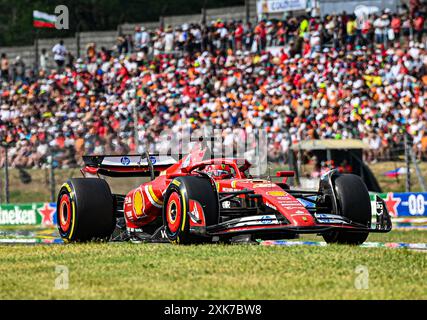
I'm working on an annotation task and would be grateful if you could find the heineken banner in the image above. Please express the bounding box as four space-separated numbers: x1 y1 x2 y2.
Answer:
0 203 57 226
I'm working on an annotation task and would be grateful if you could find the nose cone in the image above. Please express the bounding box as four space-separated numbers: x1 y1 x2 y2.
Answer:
216 179 315 226
260 189 316 226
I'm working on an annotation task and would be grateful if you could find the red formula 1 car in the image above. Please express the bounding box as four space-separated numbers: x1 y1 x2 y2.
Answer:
57 142 391 245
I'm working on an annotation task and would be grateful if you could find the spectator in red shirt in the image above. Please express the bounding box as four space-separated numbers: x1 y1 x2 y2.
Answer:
391 14 402 40
254 21 267 52
413 13 425 43
234 22 244 50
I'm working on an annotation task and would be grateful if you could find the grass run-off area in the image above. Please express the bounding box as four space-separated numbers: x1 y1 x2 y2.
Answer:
0 230 425 300
0 161 426 299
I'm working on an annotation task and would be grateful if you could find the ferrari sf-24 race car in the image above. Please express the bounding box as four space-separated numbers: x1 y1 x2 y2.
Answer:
57 142 391 245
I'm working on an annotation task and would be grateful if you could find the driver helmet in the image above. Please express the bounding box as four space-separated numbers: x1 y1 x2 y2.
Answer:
204 164 233 179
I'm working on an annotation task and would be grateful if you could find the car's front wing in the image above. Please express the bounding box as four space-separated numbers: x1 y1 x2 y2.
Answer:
206 195 392 237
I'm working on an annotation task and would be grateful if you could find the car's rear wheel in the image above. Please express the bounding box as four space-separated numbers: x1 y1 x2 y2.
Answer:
163 176 219 244
323 174 371 245
57 178 116 242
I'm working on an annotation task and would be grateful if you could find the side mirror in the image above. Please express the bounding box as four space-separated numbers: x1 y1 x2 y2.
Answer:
276 171 295 177
276 171 295 184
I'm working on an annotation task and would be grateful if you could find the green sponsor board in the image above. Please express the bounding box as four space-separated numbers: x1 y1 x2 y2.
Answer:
0 203 56 226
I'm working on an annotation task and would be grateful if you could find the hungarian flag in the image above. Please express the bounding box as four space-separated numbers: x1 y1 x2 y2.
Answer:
33 10 56 28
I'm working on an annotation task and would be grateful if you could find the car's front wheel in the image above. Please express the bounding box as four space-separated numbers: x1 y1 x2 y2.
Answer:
162 176 219 244
322 174 371 245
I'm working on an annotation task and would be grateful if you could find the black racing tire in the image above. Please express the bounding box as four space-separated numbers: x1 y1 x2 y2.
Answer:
323 174 371 245
57 178 115 242
162 176 219 244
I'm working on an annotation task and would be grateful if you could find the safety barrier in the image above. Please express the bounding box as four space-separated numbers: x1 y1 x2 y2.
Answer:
369 192 427 217
0 203 56 226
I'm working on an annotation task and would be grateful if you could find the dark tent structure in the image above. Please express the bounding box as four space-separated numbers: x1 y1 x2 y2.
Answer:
293 139 382 192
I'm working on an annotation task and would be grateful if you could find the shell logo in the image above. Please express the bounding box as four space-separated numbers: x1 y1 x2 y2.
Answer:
133 189 145 217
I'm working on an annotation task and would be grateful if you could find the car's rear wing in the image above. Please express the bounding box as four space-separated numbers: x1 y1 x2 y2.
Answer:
82 153 182 179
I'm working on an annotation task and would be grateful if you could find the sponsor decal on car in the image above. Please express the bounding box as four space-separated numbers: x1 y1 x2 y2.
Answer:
278 201 305 208
133 188 145 217
62 183 72 193
188 199 204 224
149 155 157 165
316 218 348 224
172 179 181 187
267 191 287 197
265 202 277 211
376 200 384 216
221 187 240 192
221 201 231 209
314 213 349 224
124 210 132 221
124 196 133 220
291 210 308 216
261 215 275 224
232 215 279 227
277 195 294 201
120 156 131 166
253 183 275 188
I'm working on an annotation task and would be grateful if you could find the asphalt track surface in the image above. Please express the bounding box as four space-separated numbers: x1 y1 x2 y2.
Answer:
0 226 426 251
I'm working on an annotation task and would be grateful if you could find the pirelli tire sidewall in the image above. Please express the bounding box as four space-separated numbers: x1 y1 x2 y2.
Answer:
56 178 115 242
323 174 371 245
162 176 219 244
163 178 191 244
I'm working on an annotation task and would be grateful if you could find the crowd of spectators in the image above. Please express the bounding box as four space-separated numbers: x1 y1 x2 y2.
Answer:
0 6 426 168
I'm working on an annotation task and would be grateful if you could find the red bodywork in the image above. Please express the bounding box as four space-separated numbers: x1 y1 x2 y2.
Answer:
104 146 313 231
82 144 390 238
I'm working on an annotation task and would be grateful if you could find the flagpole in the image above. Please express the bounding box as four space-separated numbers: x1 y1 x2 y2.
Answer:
35 28 39 73
404 132 411 192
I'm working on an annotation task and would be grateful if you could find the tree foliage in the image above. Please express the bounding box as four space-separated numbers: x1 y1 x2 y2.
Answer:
0 0 243 46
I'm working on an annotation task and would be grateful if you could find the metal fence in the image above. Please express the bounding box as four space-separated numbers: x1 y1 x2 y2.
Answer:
0 134 426 204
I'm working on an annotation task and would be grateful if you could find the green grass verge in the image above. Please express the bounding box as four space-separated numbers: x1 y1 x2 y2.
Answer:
0 231 425 300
